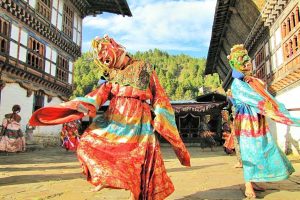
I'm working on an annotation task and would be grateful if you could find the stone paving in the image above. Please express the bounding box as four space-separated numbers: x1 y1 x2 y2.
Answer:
0 147 299 200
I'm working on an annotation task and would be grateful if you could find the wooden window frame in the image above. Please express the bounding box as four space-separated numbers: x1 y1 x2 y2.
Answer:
255 47 266 80
0 17 10 53
62 3 73 38
56 54 69 82
51 0 63 31
27 37 45 71
45 45 57 76
37 0 51 21
9 24 28 63
73 12 82 46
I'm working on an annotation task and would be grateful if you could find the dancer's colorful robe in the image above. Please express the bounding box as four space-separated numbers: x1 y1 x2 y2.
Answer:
29 61 190 200
0 114 25 152
60 121 80 151
230 76 300 182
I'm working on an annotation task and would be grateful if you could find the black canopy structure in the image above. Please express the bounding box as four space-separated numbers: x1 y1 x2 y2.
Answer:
74 0 132 17
166 93 228 144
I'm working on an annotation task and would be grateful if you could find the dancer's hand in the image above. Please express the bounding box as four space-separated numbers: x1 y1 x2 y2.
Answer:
244 75 252 83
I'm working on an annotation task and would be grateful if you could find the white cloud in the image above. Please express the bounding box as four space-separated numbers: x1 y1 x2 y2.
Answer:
82 0 216 55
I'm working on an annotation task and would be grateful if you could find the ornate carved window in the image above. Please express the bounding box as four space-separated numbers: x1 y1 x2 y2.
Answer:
255 47 266 80
56 55 69 82
62 3 73 38
0 17 10 53
281 5 300 60
255 48 265 69
37 0 51 21
27 37 45 70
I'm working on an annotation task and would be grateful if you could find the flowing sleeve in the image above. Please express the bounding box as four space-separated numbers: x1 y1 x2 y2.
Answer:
150 70 190 166
29 82 112 126
231 78 300 126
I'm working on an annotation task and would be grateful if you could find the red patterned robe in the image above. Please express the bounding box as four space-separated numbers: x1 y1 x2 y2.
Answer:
30 60 190 200
60 121 80 151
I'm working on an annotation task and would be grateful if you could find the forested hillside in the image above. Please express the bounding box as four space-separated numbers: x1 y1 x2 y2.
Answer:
72 49 223 100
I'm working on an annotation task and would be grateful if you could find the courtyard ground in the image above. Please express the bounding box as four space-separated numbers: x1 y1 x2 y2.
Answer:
0 146 300 200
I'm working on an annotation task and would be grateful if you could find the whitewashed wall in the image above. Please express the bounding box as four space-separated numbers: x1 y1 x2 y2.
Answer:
269 84 300 155
0 83 32 131
34 96 63 136
0 83 64 146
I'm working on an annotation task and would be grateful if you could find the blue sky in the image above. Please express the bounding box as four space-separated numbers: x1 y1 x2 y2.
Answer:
82 0 216 58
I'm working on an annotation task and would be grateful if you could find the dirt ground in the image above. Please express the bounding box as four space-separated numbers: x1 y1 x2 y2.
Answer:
0 146 300 200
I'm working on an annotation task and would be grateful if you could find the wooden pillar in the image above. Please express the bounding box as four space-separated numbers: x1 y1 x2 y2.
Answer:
295 7 299 24
282 23 286 38
293 35 297 53
285 43 289 59
289 40 293 57
298 31 300 51
287 18 291 32
291 13 295 29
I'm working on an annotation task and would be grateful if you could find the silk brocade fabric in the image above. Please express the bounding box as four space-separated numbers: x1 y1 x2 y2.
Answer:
29 60 190 200
230 78 299 182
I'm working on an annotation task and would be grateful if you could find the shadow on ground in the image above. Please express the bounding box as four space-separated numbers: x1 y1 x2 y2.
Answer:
174 184 243 200
0 148 78 165
167 163 226 173
161 146 227 160
0 165 79 172
0 146 228 166
0 173 83 186
174 182 300 200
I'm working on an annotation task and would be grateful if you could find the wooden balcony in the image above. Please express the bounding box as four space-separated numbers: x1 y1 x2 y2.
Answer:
269 51 300 93
0 50 73 99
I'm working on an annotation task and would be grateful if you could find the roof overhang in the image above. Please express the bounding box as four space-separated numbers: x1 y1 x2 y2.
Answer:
74 0 132 17
205 0 236 75
205 0 264 83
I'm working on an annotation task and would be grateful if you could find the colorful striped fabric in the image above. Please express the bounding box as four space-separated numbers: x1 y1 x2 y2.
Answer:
29 61 190 200
230 78 298 182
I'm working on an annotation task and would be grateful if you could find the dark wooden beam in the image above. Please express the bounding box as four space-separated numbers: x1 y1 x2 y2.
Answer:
114 0 125 16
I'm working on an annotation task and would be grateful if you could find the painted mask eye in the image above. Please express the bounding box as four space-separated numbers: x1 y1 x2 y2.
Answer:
243 55 250 62
104 59 111 65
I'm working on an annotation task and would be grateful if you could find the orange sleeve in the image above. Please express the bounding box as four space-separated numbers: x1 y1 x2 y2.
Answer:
29 83 112 126
150 70 190 167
